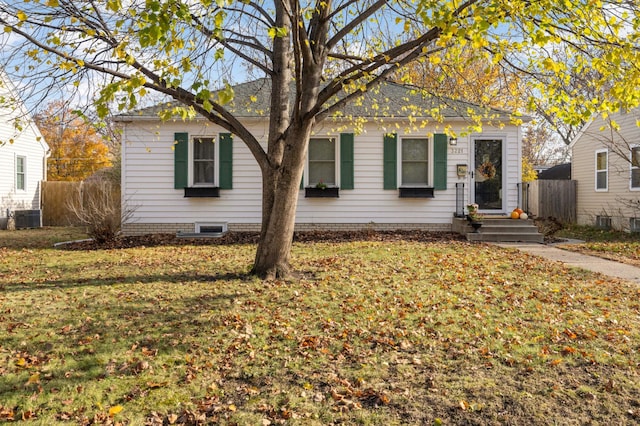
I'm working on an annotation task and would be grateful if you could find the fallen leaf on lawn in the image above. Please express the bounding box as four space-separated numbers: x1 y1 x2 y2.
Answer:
26 372 40 385
141 347 157 357
21 410 36 420
0 407 15 421
108 405 123 417
146 381 168 389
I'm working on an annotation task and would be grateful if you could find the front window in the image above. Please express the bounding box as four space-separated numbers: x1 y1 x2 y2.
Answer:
595 150 608 191
631 146 640 189
308 137 336 186
193 137 215 186
401 138 429 186
16 156 25 191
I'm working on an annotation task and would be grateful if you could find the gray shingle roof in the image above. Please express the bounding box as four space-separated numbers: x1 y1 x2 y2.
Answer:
119 78 516 121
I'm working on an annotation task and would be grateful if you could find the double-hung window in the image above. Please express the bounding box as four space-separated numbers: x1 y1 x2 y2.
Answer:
631 145 640 190
308 137 336 187
193 137 216 186
174 132 233 196
401 138 429 186
595 149 608 191
383 133 447 197
303 134 354 197
16 156 26 191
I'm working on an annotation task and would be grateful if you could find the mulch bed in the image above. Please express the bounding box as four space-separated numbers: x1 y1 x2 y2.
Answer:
58 230 467 250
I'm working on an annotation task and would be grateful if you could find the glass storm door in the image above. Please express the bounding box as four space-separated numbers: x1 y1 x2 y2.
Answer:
473 139 503 211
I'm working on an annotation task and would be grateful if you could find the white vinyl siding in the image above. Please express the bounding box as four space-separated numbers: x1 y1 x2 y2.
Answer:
120 119 522 229
571 108 640 227
595 149 608 191
631 145 639 190
307 137 336 187
401 138 429 186
0 71 49 224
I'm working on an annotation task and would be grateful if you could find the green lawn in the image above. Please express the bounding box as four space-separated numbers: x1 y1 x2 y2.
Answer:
557 224 640 267
1 228 639 425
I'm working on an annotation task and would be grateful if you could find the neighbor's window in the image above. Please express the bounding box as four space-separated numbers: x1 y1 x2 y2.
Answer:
631 146 640 189
595 149 608 191
308 137 336 186
401 138 429 186
16 156 25 191
193 137 215 185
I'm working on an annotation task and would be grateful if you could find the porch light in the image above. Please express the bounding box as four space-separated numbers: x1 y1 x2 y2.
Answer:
449 137 458 146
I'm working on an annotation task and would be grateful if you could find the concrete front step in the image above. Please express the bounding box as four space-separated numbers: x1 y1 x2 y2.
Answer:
467 232 544 243
479 224 541 233
453 217 544 243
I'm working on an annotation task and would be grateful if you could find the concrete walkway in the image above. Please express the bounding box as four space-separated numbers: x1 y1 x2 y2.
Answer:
495 242 640 285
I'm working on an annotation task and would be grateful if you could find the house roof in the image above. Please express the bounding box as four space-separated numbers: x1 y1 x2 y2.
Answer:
117 78 520 122
537 163 571 180
0 69 49 153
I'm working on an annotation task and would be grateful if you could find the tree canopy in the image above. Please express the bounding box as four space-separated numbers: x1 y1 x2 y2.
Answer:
34 102 112 181
1 0 638 277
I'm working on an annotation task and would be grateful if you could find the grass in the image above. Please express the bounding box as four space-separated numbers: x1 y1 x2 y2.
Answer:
557 224 640 266
1 228 639 425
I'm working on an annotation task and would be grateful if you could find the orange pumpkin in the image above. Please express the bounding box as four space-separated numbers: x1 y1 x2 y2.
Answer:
511 210 520 219
515 208 524 215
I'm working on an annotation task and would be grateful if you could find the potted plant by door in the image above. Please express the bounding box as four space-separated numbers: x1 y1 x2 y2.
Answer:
466 203 484 232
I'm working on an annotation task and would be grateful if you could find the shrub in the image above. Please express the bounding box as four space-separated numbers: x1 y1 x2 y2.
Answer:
67 177 134 243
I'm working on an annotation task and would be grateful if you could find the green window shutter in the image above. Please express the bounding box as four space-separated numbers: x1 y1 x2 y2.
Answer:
174 132 189 189
340 133 354 190
433 133 447 190
219 133 233 189
300 173 304 190
383 133 397 190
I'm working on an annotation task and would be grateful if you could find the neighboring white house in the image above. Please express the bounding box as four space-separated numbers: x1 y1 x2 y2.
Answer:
571 108 640 231
0 70 49 229
117 79 526 235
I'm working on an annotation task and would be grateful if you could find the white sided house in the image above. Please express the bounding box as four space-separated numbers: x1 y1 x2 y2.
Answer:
118 80 526 236
571 108 640 231
0 70 49 229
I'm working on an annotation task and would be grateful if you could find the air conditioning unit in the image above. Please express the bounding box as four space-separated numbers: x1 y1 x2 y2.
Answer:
595 215 612 230
630 217 640 233
14 210 42 229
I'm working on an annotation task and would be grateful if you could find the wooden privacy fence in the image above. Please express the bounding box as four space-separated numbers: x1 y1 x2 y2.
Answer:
41 181 121 226
529 180 577 224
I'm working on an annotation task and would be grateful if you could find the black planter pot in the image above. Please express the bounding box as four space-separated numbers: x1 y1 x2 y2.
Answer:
305 187 339 198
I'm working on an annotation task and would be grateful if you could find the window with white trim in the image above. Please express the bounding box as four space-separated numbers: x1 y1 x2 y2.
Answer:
595 149 608 191
16 156 25 191
307 137 336 187
192 137 216 186
631 145 640 190
401 138 429 186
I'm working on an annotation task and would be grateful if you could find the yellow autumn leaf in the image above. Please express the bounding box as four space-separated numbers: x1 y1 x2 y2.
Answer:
17 11 27 22
27 372 40 384
108 405 123 417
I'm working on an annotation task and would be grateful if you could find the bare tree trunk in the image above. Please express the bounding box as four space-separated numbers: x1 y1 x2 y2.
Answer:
252 125 311 279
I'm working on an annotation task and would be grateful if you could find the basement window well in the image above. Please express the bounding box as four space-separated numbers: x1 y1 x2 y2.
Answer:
195 222 228 234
